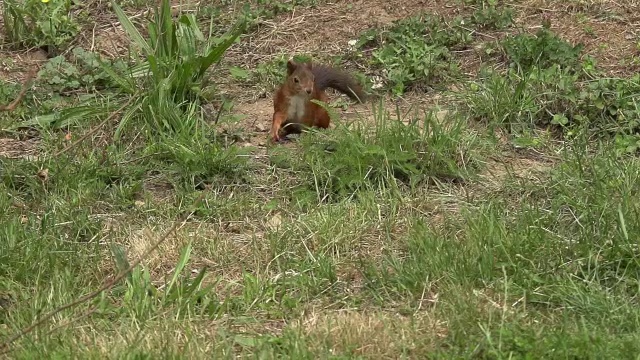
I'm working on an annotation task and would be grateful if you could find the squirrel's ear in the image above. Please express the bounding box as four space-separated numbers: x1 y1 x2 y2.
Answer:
286 59 297 75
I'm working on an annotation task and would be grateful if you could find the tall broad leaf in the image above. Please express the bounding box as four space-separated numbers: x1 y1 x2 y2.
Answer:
162 0 178 59
18 103 114 129
196 22 246 78
111 0 153 56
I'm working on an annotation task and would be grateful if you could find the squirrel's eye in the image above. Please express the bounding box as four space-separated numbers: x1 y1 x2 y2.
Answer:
294 77 299 83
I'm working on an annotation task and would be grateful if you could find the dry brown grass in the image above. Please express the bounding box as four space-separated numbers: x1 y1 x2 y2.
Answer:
297 309 446 357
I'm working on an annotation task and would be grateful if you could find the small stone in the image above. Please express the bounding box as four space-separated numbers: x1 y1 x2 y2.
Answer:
255 122 269 132
37 168 48 182
267 214 282 230
436 110 449 121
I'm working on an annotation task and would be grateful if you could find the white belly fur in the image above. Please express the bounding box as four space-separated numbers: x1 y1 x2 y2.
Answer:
287 94 307 123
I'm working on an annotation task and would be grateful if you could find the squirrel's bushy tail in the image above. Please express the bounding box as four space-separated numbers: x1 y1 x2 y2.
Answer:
312 65 367 103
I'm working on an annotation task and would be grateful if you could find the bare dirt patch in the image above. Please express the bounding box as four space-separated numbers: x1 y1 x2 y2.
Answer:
0 137 40 160
0 48 47 82
90 26 132 59
124 226 188 274
225 98 272 147
484 152 555 183
226 0 463 67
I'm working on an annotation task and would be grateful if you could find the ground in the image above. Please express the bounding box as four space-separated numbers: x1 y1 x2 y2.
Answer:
1 0 640 358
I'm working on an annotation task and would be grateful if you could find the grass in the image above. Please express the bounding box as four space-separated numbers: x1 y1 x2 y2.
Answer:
1 0 640 358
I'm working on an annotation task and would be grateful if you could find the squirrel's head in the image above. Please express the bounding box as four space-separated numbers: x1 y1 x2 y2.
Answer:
286 59 314 96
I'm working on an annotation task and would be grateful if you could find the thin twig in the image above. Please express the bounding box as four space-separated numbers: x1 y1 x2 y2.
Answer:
213 100 226 125
44 306 100 337
0 66 38 112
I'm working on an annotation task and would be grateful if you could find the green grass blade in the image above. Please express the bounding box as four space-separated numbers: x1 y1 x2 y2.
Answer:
165 243 193 296
111 0 153 55
196 21 246 78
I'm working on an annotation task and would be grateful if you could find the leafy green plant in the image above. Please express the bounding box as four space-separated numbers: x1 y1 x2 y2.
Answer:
577 75 640 131
37 47 130 93
0 79 22 110
2 0 79 51
470 1 514 30
204 0 323 41
115 0 155 9
238 0 319 28
356 15 472 94
502 25 585 72
614 134 640 155
257 0 318 14
373 42 456 95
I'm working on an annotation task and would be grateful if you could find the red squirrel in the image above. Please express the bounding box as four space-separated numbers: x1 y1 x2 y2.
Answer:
270 59 366 142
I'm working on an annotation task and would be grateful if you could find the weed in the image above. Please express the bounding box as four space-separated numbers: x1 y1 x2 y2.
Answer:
0 79 22 122
37 47 130 93
356 15 472 94
502 25 585 73
248 58 287 89
115 0 155 9
2 0 79 52
615 133 640 156
237 0 320 32
470 0 514 30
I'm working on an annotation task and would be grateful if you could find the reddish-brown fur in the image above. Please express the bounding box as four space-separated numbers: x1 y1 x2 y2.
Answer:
270 59 366 142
